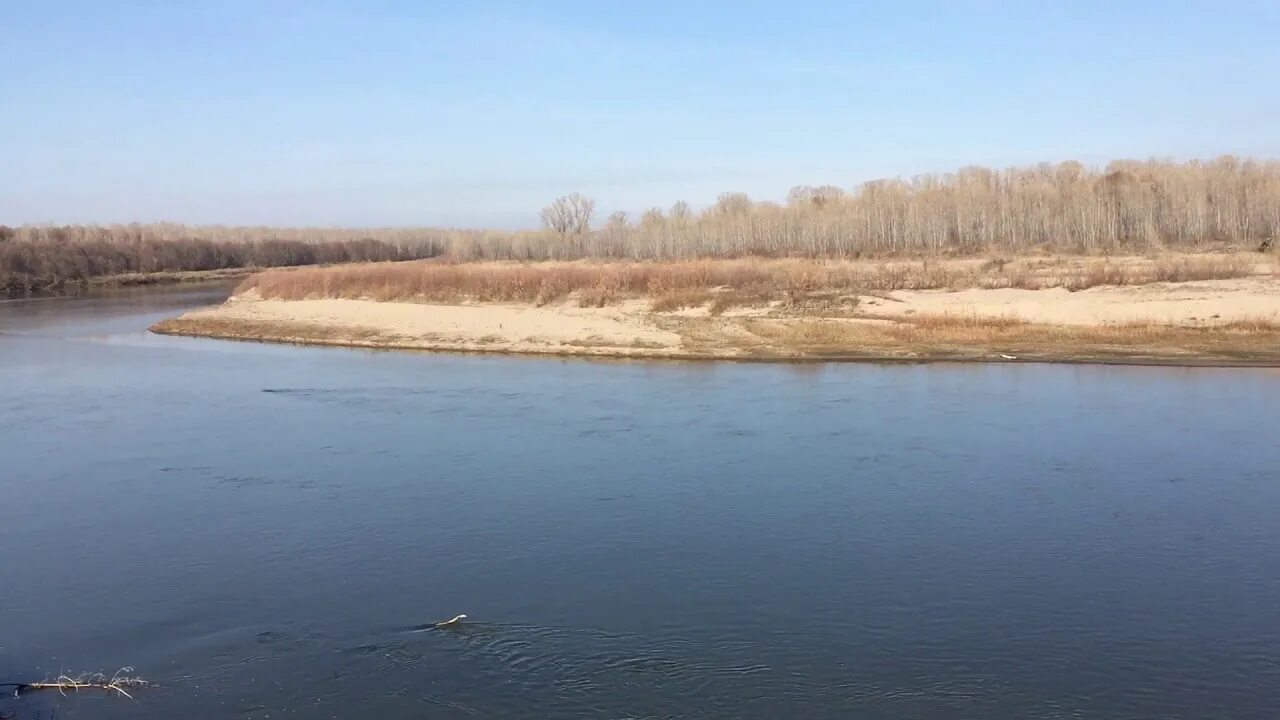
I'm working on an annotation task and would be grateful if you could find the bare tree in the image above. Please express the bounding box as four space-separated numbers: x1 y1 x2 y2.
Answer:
788 185 845 209
669 201 692 224
713 192 753 216
605 210 630 230
640 208 665 227
541 193 595 235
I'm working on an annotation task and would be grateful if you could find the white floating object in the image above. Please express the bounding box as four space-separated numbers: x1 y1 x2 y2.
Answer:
434 614 467 628
999 354 1017 360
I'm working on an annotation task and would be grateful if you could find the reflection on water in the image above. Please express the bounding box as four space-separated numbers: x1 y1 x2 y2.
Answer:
1 285 1278 719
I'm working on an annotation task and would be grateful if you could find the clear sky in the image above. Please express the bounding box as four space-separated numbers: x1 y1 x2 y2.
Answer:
4 1 1278 228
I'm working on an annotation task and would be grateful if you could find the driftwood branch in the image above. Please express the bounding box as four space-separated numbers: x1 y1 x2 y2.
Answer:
3 668 149 699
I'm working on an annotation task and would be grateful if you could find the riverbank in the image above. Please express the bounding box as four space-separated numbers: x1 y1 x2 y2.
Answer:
91 267 255 287
0 268 253 300
150 257 1280 365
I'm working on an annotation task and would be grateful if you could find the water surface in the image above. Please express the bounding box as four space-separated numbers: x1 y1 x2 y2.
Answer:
2 285 1278 718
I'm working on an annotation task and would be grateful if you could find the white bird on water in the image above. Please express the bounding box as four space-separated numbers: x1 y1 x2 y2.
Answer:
999 354 1018 360
434 614 467 628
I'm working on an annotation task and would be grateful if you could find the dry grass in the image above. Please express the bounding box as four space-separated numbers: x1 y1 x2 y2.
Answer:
239 259 878 305
651 290 714 312
900 313 1028 330
236 253 1269 308
1216 316 1280 331
746 312 1280 361
1061 254 1255 290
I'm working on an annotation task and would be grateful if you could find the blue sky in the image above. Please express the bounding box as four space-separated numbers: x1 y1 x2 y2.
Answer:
4 1 1278 228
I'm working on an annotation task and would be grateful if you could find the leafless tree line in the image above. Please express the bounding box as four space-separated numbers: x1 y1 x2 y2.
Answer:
0 227 443 295
5 156 1278 295
505 156 1280 260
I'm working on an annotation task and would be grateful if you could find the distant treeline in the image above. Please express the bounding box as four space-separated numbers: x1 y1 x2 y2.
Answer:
0 226 443 296
492 156 1280 261
5 157 1278 295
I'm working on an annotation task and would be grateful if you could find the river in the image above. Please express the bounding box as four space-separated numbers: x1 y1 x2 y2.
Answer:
1 284 1278 718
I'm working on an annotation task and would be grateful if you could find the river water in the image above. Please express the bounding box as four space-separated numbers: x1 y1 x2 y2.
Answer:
1 285 1278 719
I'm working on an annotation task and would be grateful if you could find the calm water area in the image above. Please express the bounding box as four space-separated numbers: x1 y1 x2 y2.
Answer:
2 284 1278 718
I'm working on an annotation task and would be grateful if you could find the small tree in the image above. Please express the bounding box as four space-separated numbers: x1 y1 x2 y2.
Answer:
605 210 630 231
713 192 752 216
669 201 691 222
541 193 595 235
788 185 845 209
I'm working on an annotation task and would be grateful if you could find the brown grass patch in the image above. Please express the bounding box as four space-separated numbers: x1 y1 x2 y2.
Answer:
708 295 737 316
898 313 1027 330
746 312 1280 361
651 290 713 312
239 259 883 305
1061 255 1255 291
1150 254 1255 282
234 254 1270 311
1216 316 1280 331
234 257 989 307
576 285 620 308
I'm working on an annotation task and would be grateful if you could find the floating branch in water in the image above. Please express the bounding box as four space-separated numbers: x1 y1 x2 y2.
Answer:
3 668 150 699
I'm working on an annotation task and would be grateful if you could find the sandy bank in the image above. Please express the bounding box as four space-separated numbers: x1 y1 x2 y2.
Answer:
152 276 1280 365
866 277 1280 326
155 293 686 357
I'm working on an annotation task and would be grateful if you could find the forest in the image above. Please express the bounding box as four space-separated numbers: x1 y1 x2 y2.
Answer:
0 228 441 295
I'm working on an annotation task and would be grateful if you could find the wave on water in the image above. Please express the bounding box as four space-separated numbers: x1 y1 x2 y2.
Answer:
323 620 1016 717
